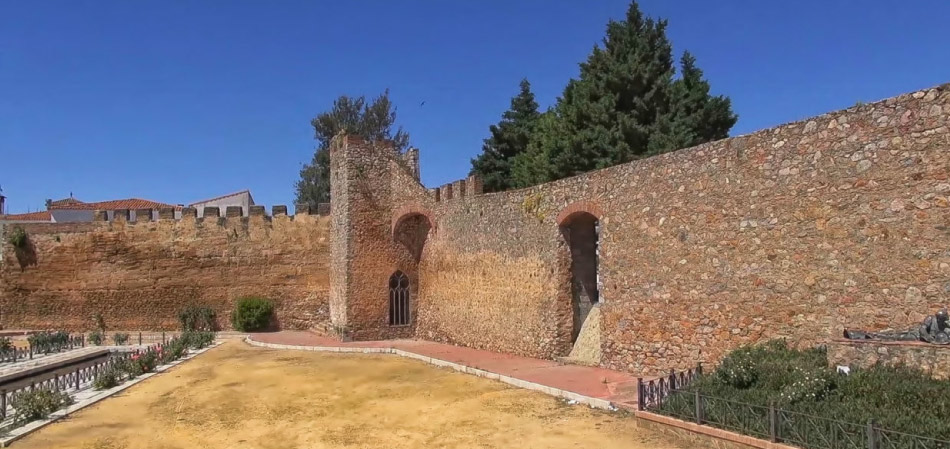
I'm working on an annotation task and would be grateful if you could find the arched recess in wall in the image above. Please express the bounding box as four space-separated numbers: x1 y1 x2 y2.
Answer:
391 205 434 263
557 201 603 344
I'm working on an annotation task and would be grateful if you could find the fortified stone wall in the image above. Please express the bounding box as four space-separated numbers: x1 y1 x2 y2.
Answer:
0 207 331 331
380 83 950 374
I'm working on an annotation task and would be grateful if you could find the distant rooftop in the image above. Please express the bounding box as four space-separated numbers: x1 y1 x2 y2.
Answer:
189 189 253 206
49 198 181 211
1 210 52 221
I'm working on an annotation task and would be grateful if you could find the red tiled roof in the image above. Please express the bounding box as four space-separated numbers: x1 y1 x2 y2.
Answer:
189 190 251 206
1 211 52 221
48 197 84 207
48 198 181 211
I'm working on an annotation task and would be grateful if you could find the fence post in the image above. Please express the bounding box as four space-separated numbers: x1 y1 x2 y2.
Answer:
636 377 644 411
82 334 85 347
696 361 703 377
669 369 676 389
769 401 778 443
694 390 703 425
75 367 81 389
867 419 877 449
29 345 33 360
0 390 5 420
138 332 142 345
162 331 166 344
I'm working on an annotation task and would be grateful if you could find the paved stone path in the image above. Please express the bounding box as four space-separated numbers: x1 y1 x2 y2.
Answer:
250 331 643 408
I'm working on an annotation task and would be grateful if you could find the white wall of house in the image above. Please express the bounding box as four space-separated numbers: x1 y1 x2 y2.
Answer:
191 191 252 217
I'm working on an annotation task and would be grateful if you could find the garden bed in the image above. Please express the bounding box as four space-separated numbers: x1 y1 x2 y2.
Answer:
652 340 950 448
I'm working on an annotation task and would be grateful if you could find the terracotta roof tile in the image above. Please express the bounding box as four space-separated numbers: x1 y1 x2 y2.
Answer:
1 211 52 221
48 197 84 207
48 198 181 211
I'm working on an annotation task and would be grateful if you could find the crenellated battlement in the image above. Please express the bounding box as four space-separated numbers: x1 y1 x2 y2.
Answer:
433 174 484 202
87 202 331 224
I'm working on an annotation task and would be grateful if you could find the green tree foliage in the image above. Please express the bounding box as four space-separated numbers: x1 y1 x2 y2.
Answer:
470 79 541 192
295 90 409 205
510 1 736 186
511 109 558 188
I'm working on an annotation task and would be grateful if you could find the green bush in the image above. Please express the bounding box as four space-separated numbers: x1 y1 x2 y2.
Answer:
135 350 158 373
7 226 28 249
231 297 274 331
93 367 121 390
28 331 72 353
179 305 216 332
658 340 950 442
112 332 130 345
88 330 104 346
0 337 13 353
12 390 74 424
180 330 215 349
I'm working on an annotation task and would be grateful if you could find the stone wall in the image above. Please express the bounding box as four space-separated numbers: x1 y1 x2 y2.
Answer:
0 210 331 331
370 83 950 374
828 339 950 380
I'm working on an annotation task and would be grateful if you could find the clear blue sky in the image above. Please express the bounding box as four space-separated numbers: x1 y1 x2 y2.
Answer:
2 1 948 213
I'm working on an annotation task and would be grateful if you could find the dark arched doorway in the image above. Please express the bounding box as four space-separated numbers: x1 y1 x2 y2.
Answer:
389 271 411 326
560 212 600 344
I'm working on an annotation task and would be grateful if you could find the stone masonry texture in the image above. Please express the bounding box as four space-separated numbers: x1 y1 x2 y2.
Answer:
366 83 950 374
827 339 950 380
0 213 330 331
1 83 949 377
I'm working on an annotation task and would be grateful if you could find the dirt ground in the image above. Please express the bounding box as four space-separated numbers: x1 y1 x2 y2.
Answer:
15 340 686 449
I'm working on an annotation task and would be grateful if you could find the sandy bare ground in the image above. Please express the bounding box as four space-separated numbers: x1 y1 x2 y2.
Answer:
14 340 686 449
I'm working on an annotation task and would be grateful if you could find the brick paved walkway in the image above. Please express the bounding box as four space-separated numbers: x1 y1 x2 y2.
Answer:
249 331 640 409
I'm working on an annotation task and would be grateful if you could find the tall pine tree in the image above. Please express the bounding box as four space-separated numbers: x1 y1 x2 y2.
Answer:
295 90 409 205
650 51 737 153
528 1 736 183
470 79 541 192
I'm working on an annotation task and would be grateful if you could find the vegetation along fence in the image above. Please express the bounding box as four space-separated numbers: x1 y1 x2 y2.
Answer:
0 350 133 422
0 332 85 365
637 367 950 449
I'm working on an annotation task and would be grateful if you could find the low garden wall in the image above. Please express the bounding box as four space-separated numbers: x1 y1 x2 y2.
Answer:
827 339 950 380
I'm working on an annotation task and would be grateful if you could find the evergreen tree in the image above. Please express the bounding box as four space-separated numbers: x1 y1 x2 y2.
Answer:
544 2 675 180
527 1 736 183
650 51 737 152
511 109 557 188
470 79 541 192
295 90 409 205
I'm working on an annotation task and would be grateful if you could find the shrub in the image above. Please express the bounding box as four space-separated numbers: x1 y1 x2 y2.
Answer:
231 297 274 332
112 332 130 345
89 330 104 346
28 331 71 353
0 337 12 353
12 389 74 424
180 330 215 349
119 356 144 379
659 340 950 442
136 350 158 373
179 305 216 332
7 226 28 249
715 346 759 389
93 367 121 390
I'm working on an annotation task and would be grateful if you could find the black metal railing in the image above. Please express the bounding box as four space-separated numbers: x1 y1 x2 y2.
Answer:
0 333 85 365
0 350 131 422
636 363 703 410
643 382 950 449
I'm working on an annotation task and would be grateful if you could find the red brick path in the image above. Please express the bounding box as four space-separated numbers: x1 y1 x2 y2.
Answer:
249 331 641 408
